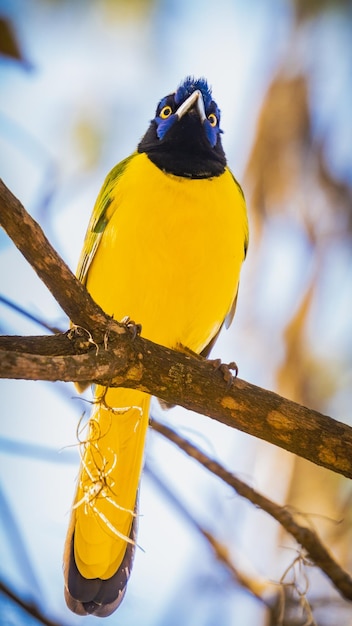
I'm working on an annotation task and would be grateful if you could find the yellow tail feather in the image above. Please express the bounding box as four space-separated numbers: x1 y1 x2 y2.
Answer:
63 84 248 616
64 387 150 613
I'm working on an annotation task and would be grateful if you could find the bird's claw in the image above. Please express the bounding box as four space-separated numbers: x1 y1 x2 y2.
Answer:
121 316 142 340
209 358 238 387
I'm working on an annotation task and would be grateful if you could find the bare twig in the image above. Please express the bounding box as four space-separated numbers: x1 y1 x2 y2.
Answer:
150 418 352 602
0 294 61 333
146 465 273 603
0 579 67 626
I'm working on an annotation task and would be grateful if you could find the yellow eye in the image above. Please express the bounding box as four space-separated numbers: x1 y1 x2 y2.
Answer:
160 105 173 119
208 113 217 127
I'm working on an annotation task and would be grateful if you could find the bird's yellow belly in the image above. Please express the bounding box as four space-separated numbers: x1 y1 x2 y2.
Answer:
86 153 246 354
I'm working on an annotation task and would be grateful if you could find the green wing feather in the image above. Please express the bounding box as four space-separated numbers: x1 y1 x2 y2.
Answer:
76 153 136 284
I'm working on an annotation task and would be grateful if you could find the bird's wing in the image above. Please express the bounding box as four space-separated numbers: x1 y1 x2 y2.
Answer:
76 153 136 284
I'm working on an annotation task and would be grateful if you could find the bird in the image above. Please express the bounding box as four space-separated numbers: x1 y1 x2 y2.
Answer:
63 76 249 617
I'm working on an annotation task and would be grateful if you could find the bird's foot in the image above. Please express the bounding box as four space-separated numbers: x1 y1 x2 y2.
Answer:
209 358 238 387
120 316 142 340
175 343 238 386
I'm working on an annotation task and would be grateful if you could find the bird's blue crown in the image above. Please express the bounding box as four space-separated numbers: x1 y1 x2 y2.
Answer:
174 76 213 109
154 76 222 148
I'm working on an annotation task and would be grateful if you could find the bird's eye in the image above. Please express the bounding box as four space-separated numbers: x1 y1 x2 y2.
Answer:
208 113 218 127
159 105 173 119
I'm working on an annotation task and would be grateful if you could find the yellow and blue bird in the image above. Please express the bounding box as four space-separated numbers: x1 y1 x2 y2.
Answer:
64 76 249 616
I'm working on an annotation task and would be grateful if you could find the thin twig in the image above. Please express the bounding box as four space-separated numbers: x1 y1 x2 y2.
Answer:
0 580 67 626
150 418 352 603
146 465 273 604
0 294 61 333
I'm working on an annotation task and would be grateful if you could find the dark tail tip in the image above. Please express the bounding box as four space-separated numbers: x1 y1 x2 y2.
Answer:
64 516 137 617
82 601 100 614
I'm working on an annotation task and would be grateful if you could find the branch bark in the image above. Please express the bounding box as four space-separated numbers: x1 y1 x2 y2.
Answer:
1 178 352 481
1 330 351 480
0 178 116 341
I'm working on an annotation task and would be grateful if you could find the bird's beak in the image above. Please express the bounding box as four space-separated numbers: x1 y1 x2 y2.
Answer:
175 90 206 122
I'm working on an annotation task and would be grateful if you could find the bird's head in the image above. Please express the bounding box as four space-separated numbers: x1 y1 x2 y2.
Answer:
138 77 227 178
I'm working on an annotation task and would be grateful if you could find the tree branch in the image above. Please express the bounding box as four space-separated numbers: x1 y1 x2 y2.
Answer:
0 178 119 341
0 294 61 333
150 418 352 603
1 178 352 481
1 330 351 480
0 579 66 626
146 465 274 604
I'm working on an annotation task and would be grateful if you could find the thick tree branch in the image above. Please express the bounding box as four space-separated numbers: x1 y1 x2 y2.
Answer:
0 179 120 342
150 418 352 603
1 331 351 480
1 178 352 481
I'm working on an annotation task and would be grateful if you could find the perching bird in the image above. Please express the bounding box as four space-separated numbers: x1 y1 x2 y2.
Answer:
64 76 249 617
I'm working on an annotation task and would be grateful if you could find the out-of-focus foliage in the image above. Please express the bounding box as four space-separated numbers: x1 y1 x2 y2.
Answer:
244 4 352 622
0 17 21 58
293 0 352 22
246 73 352 242
246 75 311 230
0 16 30 67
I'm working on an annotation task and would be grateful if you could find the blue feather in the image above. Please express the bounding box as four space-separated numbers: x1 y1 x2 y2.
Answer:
156 114 178 140
153 77 222 146
175 76 213 109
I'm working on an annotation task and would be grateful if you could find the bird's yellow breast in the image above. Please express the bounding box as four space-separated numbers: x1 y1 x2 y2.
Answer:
86 152 247 354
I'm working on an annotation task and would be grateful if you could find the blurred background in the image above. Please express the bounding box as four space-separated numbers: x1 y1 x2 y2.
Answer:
0 0 352 624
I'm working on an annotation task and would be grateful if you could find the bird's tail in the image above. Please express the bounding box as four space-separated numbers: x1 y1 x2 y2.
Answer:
64 386 150 616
